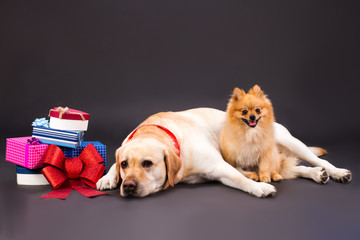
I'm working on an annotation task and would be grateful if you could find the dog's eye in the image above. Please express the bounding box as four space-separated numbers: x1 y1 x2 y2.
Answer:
255 108 261 114
121 160 128 169
142 160 153 168
242 110 248 115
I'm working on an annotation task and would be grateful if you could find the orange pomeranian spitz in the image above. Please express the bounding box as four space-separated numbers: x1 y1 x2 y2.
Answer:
220 85 283 183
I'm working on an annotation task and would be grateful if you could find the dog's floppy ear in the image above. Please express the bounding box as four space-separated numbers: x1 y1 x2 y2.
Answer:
163 148 182 187
232 87 245 101
115 147 122 180
249 84 264 97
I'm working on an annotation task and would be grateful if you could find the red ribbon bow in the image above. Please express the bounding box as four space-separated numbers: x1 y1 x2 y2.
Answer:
41 143 107 199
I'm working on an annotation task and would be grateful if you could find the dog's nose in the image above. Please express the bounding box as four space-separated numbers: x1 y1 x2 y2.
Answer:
123 179 137 195
249 115 256 121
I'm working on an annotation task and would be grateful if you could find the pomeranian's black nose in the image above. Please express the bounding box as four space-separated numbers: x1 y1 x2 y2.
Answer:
249 115 256 121
123 179 137 195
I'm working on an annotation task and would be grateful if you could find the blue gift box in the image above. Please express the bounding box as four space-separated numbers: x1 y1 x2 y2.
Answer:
32 126 84 148
16 165 49 185
16 165 42 174
60 141 106 169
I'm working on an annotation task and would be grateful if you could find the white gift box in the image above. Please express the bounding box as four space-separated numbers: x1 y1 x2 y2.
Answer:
49 117 89 131
16 165 49 185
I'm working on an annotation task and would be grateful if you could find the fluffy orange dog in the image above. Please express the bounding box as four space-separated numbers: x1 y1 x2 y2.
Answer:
221 85 325 183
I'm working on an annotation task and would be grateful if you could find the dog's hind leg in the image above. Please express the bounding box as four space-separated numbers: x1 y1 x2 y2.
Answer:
279 155 329 183
281 159 329 184
273 123 352 183
293 166 329 183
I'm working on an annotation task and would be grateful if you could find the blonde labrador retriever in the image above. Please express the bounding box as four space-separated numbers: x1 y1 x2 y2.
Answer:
96 108 351 197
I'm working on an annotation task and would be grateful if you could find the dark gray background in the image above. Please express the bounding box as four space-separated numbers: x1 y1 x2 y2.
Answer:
1 1 359 240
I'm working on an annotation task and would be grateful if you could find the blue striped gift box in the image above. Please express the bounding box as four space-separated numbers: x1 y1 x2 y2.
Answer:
32 126 84 148
60 141 107 171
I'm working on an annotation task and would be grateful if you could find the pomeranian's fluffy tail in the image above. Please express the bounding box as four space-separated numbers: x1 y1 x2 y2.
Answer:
308 147 327 157
279 146 327 179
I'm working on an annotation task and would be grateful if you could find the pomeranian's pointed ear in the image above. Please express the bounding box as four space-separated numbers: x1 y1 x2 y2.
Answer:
249 84 264 97
232 87 245 101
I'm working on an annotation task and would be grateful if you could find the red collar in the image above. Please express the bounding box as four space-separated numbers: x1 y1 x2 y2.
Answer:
127 124 180 157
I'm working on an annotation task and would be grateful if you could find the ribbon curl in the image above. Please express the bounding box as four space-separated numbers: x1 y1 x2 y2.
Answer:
27 137 40 145
32 118 49 128
41 143 107 199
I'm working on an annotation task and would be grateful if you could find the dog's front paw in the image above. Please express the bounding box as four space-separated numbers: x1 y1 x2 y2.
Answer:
313 167 329 184
96 174 119 190
249 182 276 198
330 168 352 183
246 172 260 181
259 174 271 183
271 173 283 182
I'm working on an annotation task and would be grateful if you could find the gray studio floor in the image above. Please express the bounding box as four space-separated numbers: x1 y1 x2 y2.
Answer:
1 140 359 240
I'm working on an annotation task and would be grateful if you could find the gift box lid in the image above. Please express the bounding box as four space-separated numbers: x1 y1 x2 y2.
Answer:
49 107 90 121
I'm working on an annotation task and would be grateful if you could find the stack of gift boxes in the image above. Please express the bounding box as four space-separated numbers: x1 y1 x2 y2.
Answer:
5 107 106 186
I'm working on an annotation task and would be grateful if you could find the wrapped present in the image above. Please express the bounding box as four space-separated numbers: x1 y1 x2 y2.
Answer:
6 137 49 169
16 165 49 185
41 144 107 199
32 126 84 148
60 141 106 169
49 106 90 131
